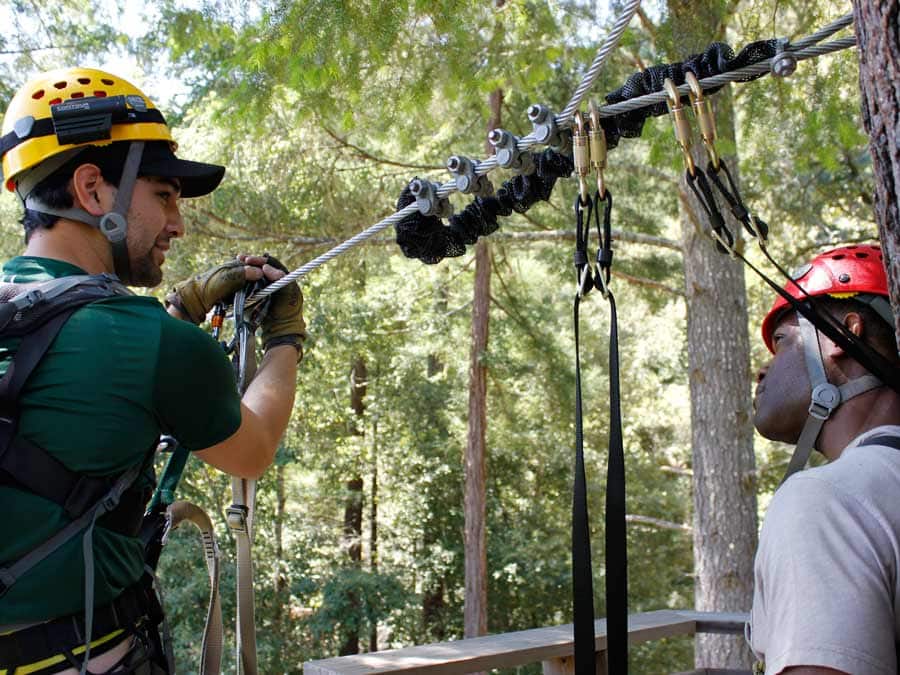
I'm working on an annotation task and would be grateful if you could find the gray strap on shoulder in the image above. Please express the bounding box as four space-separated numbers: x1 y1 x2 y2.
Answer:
0 462 141 598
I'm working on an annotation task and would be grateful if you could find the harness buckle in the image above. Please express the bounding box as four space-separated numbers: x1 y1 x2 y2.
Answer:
808 382 840 420
226 505 249 533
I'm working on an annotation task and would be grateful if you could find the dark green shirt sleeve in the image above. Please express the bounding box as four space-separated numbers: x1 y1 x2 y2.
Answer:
154 314 242 451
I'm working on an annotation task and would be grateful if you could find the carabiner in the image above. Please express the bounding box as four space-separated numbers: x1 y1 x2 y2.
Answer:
685 71 720 170
572 110 591 206
588 101 608 199
664 78 696 178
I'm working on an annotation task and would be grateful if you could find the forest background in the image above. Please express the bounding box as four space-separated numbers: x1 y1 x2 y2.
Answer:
0 0 877 672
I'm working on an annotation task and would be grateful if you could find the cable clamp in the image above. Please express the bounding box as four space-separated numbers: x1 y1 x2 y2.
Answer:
408 178 453 218
528 104 564 149
446 156 493 197
488 128 535 175
771 38 798 78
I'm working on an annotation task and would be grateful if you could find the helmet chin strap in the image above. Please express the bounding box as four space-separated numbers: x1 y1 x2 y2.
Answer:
22 141 145 285
780 312 883 483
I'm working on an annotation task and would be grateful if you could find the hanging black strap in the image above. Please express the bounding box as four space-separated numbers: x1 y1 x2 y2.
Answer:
595 190 628 674
572 292 596 675
571 189 627 675
685 168 734 254
705 161 769 242
572 193 596 675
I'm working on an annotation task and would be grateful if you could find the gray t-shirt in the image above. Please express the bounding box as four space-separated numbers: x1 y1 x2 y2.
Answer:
749 425 900 674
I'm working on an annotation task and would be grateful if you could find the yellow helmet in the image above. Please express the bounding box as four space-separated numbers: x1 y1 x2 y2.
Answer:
1 67 175 192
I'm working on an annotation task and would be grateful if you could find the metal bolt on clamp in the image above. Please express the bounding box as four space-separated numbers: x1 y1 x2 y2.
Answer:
409 178 454 218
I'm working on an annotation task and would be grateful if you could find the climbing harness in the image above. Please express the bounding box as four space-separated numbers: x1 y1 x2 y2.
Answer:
0 274 171 674
571 110 626 675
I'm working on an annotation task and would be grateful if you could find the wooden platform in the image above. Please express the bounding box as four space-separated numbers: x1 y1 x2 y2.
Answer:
304 609 749 674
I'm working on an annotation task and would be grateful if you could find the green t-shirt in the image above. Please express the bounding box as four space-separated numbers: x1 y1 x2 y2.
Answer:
0 256 242 625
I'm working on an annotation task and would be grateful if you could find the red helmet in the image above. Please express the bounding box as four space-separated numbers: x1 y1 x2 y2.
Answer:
761 244 889 352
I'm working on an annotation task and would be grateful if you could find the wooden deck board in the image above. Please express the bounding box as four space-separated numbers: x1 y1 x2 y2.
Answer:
303 610 746 674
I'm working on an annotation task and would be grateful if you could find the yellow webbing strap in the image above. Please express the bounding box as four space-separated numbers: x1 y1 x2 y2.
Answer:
0 629 124 675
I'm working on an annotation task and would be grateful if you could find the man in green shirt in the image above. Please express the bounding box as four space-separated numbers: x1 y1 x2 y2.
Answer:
0 68 305 673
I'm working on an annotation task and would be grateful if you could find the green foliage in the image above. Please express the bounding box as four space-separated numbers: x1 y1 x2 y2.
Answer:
0 0 880 672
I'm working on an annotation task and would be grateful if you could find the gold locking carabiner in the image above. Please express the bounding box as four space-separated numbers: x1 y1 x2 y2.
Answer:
685 71 720 170
664 78 696 178
588 101 607 199
572 110 590 204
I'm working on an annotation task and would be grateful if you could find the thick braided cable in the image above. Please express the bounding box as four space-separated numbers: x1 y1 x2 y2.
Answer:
253 1 641 299
598 36 856 118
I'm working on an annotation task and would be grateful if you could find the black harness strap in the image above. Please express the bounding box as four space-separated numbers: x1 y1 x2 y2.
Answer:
864 435 900 451
0 276 155 598
705 161 769 242
572 190 628 674
685 168 734 254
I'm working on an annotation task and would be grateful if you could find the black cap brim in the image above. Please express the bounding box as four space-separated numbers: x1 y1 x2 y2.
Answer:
138 143 225 198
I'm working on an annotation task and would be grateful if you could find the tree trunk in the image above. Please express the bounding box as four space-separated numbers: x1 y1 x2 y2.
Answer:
661 4 759 667
854 0 900 347
339 357 367 656
464 88 501 641
680 96 758 668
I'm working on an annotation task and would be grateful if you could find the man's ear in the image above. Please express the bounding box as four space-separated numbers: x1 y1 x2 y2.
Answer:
70 164 109 216
823 311 865 358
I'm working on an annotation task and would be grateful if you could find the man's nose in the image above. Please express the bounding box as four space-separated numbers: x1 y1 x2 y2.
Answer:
756 365 768 384
167 202 185 238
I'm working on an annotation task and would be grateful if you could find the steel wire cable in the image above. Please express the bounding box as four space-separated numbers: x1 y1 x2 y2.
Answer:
253 1 641 299
254 17 855 299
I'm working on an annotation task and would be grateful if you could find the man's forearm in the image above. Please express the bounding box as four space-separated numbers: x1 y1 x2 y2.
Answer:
240 345 298 459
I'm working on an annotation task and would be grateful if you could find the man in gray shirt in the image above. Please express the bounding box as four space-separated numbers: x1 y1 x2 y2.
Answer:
749 244 900 674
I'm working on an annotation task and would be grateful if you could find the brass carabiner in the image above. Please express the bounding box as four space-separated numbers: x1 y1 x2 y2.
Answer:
588 101 607 199
685 71 720 170
664 78 696 177
572 110 590 204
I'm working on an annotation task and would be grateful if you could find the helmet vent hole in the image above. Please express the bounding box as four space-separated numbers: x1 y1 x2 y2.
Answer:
49 97 62 106
77 77 90 85
94 90 107 97
53 81 67 89
101 78 114 85
31 89 44 100
832 254 845 260
856 252 868 258
70 92 84 99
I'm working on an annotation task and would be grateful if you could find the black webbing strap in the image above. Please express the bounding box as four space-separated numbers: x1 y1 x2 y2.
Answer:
0 308 116 519
572 293 596 674
572 190 628 674
685 169 734 254
705 161 769 242
861 434 900 452
0 107 166 157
